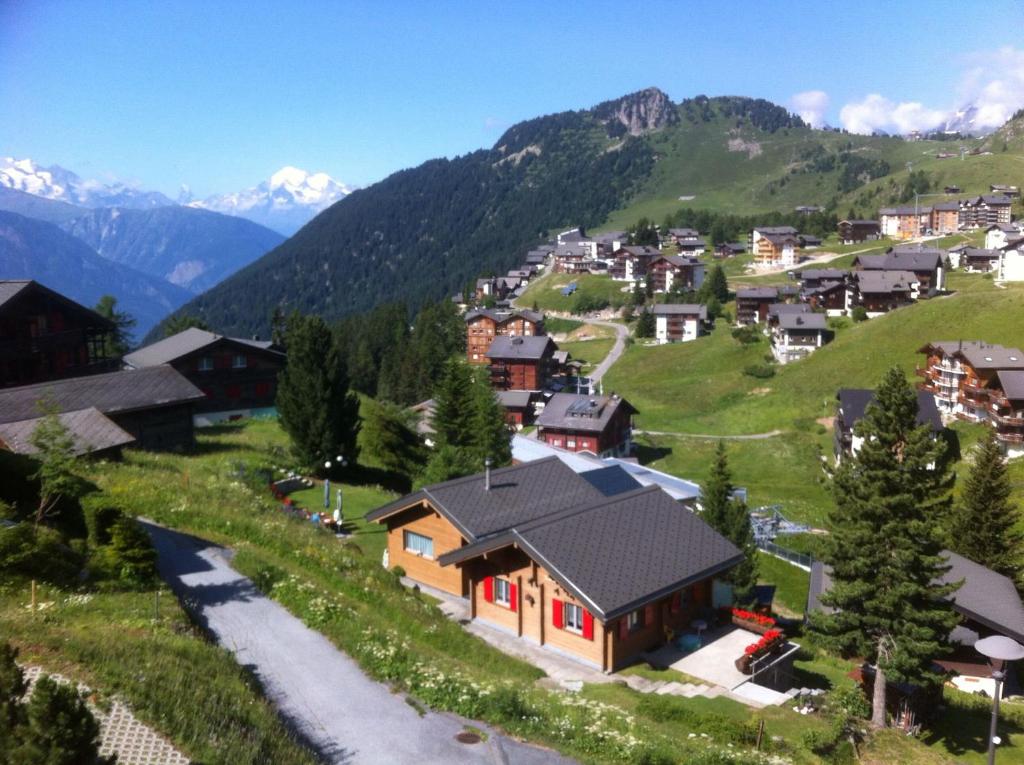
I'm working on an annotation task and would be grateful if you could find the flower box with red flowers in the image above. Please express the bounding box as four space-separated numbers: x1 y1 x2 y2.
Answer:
730 607 776 635
734 629 785 674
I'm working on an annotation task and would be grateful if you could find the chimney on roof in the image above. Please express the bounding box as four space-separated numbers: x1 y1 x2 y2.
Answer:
252 334 259 341
484 457 493 491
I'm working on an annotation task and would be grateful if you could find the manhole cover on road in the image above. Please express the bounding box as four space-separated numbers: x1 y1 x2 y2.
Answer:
455 732 482 745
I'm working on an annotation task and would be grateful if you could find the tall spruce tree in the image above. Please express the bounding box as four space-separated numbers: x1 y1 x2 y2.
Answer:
701 442 758 598
469 369 512 468
359 398 427 485
94 295 135 357
276 313 360 470
947 431 1023 587
635 309 655 338
703 264 729 304
810 367 958 728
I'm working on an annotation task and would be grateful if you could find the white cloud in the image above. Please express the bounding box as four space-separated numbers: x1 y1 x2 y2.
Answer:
839 45 1024 135
790 90 829 127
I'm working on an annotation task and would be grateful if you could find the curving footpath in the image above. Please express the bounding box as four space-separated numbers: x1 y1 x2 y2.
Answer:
143 520 574 765
581 318 629 384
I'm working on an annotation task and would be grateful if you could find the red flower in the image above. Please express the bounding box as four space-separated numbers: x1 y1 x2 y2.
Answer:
744 644 758 654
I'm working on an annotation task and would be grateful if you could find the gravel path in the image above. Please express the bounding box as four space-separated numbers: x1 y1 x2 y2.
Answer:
584 318 629 383
143 520 574 765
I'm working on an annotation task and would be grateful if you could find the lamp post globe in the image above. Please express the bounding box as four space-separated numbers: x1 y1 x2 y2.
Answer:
976 635 1024 765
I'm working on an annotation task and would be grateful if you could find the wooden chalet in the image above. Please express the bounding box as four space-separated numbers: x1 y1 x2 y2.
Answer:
735 287 779 325
609 246 660 283
991 371 1024 457
366 458 742 672
485 335 557 392
648 255 705 293
852 248 946 294
0 366 204 453
495 390 537 428
124 328 285 426
770 313 832 364
752 232 799 270
650 303 707 344
837 220 880 244
464 308 545 364
0 280 119 388
833 388 943 462
715 242 745 258
536 393 636 457
851 270 917 315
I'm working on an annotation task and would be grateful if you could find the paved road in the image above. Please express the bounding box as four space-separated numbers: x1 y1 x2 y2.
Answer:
634 429 783 440
584 318 629 383
143 520 574 765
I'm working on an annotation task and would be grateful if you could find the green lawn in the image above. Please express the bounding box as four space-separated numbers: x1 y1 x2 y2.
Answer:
756 552 811 617
287 482 393 562
558 337 616 372
518 271 630 313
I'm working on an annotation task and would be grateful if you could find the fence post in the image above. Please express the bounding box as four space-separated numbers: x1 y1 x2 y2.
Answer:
30 579 37 614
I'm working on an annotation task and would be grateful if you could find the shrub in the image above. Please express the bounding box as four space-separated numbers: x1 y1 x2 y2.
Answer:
851 306 868 322
390 565 406 578
731 326 761 345
742 364 775 379
0 524 80 584
80 495 123 547
572 294 610 314
251 564 285 593
10 673 114 764
827 316 851 331
105 515 158 586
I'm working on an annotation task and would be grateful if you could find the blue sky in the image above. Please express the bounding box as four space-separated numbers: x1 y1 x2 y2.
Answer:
2 0 1023 197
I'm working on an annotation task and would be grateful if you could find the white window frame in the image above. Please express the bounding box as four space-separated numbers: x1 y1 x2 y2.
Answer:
627 609 642 633
198 356 214 372
494 578 511 606
566 439 576 448
232 353 247 369
402 530 434 559
564 603 583 633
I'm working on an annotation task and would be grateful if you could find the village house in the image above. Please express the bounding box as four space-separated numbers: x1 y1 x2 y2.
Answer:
666 227 701 245
552 244 593 274
524 250 550 268
959 195 1013 229
365 457 742 672
833 387 943 462
465 308 545 364
991 184 1020 198
752 230 800 270
123 327 285 426
650 303 708 344
0 365 204 453
998 249 1024 282
837 220 880 244
495 390 538 429
809 551 1024 696
610 246 660 283
984 222 1024 250
676 238 708 256
801 278 849 315
879 206 930 240
798 234 822 249
590 231 627 256
485 335 558 392
957 247 1002 273
0 280 119 388
715 242 746 258
795 205 823 215
770 313 832 364
735 287 780 325
850 270 918 315
931 200 961 235
766 302 812 327
917 341 1024 423
647 255 705 293
852 248 946 293
988 371 1024 458
537 392 636 457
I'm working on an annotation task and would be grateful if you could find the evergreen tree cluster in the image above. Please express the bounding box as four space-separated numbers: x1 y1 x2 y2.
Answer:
336 299 465 406
0 643 113 765
699 443 758 598
661 208 838 246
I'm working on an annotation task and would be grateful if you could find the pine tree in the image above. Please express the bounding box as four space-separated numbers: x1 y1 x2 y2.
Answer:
635 309 655 339
947 431 1023 587
276 314 360 471
430 358 476 450
0 643 27 760
700 443 758 598
810 367 958 728
93 295 135 357
28 406 82 527
469 370 512 468
705 264 729 303
359 398 427 484
9 675 113 765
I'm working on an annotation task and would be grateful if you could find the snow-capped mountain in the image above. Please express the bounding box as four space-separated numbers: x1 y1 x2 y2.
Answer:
942 105 980 135
189 166 353 235
0 157 173 209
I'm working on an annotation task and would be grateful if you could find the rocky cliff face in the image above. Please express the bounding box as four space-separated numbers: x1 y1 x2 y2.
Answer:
594 87 679 137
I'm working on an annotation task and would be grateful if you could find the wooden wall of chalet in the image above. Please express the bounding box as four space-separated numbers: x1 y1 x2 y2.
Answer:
384 503 468 596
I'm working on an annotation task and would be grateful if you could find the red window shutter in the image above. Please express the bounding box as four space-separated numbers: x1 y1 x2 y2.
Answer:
582 611 594 640
671 593 681 614
483 576 494 603
644 604 655 627
618 617 629 641
509 583 518 612
552 598 563 628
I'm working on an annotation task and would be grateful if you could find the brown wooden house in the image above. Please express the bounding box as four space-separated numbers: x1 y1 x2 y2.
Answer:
536 393 636 457
124 328 285 426
366 458 742 672
648 255 705 293
0 280 118 388
837 220 880 244
917 341 1024 424
735 287 779 325
465 309 546 364
485 335 557 391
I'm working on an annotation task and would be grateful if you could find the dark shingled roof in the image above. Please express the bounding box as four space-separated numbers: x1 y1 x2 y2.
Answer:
854 270 918 293
440 486 743 619
0 366 205 424
496 390 535 409
856 249 944 272
997 370 1024 402
736 287 779 300
0 280 31 308
651 303 707 317
754 226 797 235
365 456 610 539
124 327 281 368
485 335 555 361
923 341 1024 370
0 280 113 328
777 313 828 330
809 552 1024 644
464 308 544 325
837 388 943 433
0 407 135 456
799 269 848 282
768 303 812 319
537 393 637 434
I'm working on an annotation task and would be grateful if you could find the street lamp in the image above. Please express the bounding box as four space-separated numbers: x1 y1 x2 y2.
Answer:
976 635 1024 765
